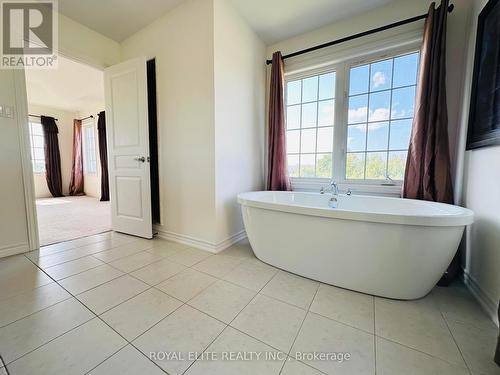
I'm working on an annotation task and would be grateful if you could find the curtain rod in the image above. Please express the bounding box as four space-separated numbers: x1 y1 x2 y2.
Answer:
77 115 94 121
29 114 58 121
266 4 454 65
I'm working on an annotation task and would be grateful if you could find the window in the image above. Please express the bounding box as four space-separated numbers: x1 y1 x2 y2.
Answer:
284 48 419 188
286 72 336 178
28 120 45 173
83 120 97 175
346 52 418 180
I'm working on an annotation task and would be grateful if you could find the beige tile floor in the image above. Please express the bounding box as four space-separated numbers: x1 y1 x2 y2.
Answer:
0 231 498 375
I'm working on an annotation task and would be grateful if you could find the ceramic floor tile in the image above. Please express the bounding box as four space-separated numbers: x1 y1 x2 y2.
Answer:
292 312 375 375
432 286 495 331
0 298 94 364
59 264 124 295
108 251 164 273
146 240 187 257
376 336 469 375
34 247 93 268
223 260 278 291
130 258 186 285
133 304 226 375
156 268 218 302
447 320 500 375
375 297 465 366
185 327 285 375
0 270 52 302
43 255 104 280
216 240 255 260
88 344 165 375
167 247 212 267
231 294 306 352
261 271 319 309
310 283 374 333
7 318 126 375
192 255 243 278
101 288 182 340
0 282 71 327
93 241 154 263
281 358 325 375
188 280 256 323
77 275 149 315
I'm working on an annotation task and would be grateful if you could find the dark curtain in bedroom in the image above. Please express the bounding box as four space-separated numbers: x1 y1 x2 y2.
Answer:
97 111 109 202
40 115 64 197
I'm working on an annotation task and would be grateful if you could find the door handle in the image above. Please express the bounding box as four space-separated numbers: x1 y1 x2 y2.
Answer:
134 156 146 163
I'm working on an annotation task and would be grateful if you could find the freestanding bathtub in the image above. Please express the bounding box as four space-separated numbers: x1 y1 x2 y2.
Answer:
238 191 474 300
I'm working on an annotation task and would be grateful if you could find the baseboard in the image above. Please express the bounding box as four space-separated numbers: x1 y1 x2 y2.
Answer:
463 271 499 327
0 242 30 258
154 227 247 254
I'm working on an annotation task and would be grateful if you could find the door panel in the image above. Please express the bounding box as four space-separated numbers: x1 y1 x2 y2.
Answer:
104 57 152 238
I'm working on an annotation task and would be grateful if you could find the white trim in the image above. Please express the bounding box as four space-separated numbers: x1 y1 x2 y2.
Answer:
14 69 39 251
463 271 499 327
284 29 423 75
154 226 247 254
0 242 30 258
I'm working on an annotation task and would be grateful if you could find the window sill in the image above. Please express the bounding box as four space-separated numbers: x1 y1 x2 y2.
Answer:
290 178 402 197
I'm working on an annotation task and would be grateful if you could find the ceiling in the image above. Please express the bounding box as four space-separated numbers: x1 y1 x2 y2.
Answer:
59 0 396 44
59 0 184 42
230 0 397 44
25 56 104 112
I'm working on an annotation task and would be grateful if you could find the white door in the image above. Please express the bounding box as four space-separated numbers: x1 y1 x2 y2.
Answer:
104 57 152 238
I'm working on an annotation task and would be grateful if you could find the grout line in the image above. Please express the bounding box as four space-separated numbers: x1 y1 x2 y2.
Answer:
0 293 74 329
180 256 284 374
441 311 473 374
279 282 321 374
24 246 171 374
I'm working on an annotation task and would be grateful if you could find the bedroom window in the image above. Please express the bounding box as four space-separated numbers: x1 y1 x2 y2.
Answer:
284 48 419 190
83 119 97 175
28 120 45 173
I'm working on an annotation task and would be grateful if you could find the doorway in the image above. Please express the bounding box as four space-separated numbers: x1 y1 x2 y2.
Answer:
25 56 110 246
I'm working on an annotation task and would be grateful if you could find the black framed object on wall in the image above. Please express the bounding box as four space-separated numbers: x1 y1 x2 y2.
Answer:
466 0 500 150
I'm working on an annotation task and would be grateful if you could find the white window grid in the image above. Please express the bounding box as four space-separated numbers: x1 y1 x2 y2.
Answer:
83 118 97 175
28 120 45 173
285 71 336 179
284 44 420 191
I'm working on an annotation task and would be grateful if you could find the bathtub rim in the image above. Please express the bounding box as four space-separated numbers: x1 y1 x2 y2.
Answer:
238 191 474 227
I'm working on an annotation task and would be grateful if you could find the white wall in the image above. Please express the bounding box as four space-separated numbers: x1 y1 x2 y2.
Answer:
28 104 77 198
458 0 500 324
0 71 30 256
265 0 473 197
58 13 121 68
213 0 266 244
121 0 217 245
121 0 266 250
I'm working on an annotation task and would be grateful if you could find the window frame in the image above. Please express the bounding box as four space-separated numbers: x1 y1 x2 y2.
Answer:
82 118 98 176
28 118 45 174
284 42 421 194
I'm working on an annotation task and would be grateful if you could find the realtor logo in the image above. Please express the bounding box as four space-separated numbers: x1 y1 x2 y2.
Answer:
1 0 58 68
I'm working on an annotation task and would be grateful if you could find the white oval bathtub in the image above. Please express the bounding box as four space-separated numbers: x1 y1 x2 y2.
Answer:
238 191 474 300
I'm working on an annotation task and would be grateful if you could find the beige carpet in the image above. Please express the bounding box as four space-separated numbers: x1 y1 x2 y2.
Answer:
36 196 112 246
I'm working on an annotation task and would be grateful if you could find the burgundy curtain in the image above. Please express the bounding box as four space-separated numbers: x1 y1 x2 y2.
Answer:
496 301 500 366
40 116 64 197
69 119 84 196
402 0 453 204
97 111 109 201
267 51 291 191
